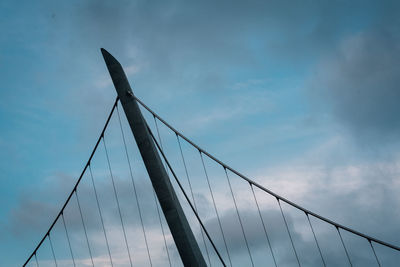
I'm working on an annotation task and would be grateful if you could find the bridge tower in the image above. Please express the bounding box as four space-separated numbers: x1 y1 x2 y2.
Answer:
101 48 207 267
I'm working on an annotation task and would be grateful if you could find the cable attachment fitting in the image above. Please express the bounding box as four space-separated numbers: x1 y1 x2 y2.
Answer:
126 90 134 98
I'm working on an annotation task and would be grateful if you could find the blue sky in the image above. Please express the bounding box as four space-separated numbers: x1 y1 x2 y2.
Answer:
1 0 400 266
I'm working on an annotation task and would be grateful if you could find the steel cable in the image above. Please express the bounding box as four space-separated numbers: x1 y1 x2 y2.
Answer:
250 184 277 267
199 153 232 266
200 152 233 266
152 189 173 266
48 234 58 267
34 254 39 267
306 213 326 267
153 115 169 174
224 168 254 267
148 124 227 267
22 98 118 267
151 116 176 266
134 96 400 253
177 134 212 266
61 213 76 267
336 227 353 267
277 199 301 267
75 190 95 267
116 104 153 267
89 164 114 267
369 240 381 267
102 137 133 267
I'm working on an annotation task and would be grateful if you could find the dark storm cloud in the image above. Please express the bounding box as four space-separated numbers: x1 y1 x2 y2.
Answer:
43 0 400 140
57 0 400 139
310 31 400 143
60 0 392 93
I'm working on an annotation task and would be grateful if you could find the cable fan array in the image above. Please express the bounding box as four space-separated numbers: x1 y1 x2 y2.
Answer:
138 96 400 267
23 97 400 267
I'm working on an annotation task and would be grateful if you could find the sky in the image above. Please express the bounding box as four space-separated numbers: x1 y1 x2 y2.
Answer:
1 0 400 266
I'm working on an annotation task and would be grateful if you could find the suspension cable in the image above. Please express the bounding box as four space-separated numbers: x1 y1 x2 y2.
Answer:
277 199 301 266
23 94 400 267
151 115 174 266
153 115 169 173
305 213 326 267
152 189 173 266
75 190 95 267
200 152 233 266
177 134 211 266
134 96 400 252
48 234 58 267
22 98 119 267
147 124 227 267
34 253 39 267
102 136 133 267
61 213 76 267
89 164 114 267
249 184 277 267
116 104 153 266
224 168 254 267
369 240 381 267
336 227 353 266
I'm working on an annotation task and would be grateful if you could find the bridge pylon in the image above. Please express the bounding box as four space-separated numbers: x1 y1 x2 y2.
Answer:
101 48 207 267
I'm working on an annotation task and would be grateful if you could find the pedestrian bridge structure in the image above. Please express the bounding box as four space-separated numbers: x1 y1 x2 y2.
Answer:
23 49 399 267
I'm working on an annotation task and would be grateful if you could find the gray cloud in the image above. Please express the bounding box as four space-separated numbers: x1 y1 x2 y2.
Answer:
198 201 398 266
38 0 400 147
9 173 165 236
46 0 400 148
202 208 309 266
9 1 400 266
12 157 400 266
53 0 389 94
9 171 183 266
265 155 400 265
310 31 400 144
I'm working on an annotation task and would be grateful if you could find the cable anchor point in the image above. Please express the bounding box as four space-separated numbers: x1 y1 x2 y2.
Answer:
126 90 134 98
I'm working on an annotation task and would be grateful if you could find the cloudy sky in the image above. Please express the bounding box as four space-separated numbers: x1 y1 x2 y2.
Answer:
1 0 400 266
